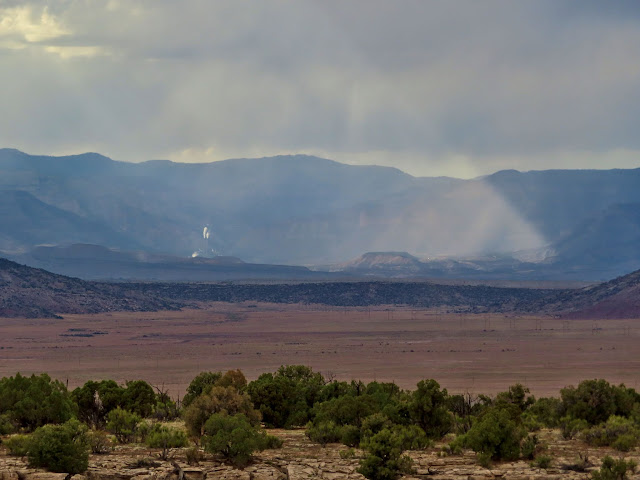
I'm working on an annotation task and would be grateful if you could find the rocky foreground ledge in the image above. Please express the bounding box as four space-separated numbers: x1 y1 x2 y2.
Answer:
1 430 639 480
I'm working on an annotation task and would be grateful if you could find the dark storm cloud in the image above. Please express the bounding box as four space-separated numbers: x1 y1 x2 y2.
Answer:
0 1 639 176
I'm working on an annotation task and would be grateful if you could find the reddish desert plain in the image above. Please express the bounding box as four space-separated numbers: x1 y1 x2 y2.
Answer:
0 302 638 399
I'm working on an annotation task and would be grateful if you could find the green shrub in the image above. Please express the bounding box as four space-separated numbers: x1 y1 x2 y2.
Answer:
318 380 354 403
559 415 589 439
216 369 248 391
340 425 361 447
476 452 493 468
391 424 431 450
132 457 161 468
71 379 124 428
105 407 141 443
561 380 618 426
183 386 261 439
521 411 543 432
185 446 202 465
612 434 638 452
4 434 31 456
495 384 535 413
263 433 283 449
121 380 157 418
447 393 482 434
311 394 378 430
443 436 464 455
532 455 553 469
520 434 541 460
305 420 341 446
592 456 637 480
145 425 188 460
408 379 452 438
27 419 89 474
364 382 407 426
630 403 640 424
528 397 562 428
87 429 113 454
612 384 640 418
306 419 367 448
583 416 639 449
0 413 15 435
202 413 271 467
136 420 152 443
152 399 179 422
340 447 356 459
183 369 251 410
562 452 593 472
358 428 413 480
361 413 393 442
183 371 223 408
247 365 325 428
460 406 525 461
0 373 75 431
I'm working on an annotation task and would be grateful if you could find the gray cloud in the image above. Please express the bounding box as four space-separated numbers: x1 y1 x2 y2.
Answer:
1 1 639 177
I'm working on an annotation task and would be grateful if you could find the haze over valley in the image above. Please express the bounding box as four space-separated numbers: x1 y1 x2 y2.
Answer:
2 148 640 282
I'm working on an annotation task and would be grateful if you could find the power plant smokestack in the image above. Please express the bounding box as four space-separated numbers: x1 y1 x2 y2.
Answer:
202 226 212 255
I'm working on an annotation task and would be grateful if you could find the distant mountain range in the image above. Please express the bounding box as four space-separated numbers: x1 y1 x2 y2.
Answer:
331 251 534 279
2 148 640 281
11 243 331 282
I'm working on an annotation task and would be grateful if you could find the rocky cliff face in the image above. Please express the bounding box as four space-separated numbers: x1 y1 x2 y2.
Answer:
1 429 637 480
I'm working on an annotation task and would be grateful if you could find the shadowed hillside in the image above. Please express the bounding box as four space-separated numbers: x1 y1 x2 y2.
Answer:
520 267 640 318
0 257 182 318
0 257 562 318
118 279 560 312
4 251 640 319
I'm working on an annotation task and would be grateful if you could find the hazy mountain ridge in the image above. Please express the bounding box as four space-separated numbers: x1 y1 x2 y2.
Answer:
1 149 442 261
0 257 182 318
334 251 535 279
2 148 640 280
10 244 329 282
484 168 640 242
548 202 640 273
0 190 140 252
337 251 425 273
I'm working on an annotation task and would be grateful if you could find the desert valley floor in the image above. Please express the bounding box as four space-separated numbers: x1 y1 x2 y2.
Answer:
0 302 638 398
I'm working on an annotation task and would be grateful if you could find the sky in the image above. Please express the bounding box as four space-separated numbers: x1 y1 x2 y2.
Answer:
1 1 640 178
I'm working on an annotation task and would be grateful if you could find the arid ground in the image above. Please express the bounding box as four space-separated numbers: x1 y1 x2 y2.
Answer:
0 302 638 398
3 426 640 480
